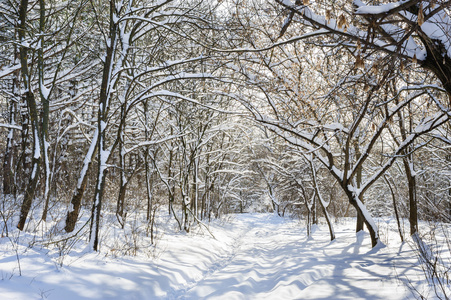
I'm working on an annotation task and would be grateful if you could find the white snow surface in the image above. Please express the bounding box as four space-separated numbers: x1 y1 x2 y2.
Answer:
0 213 440 299
354 0 406 15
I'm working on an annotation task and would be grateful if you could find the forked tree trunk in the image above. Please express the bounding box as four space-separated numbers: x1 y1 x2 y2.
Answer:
347 190 379 247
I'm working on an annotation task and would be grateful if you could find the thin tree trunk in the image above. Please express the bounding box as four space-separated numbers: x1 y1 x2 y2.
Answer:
298 184 312 238
384 175 404 242
89 0 117 251
116 130 126 228
64 130 98 232
145 150 153 222
309 157 335 241
404 160 418 236
17 94 41 230
168 127 174 215
90 129 108 251
4 36 20 196
3 83 18 196
17 0 42 231
202 153 210 220
39 0 52 222
397 103 418 237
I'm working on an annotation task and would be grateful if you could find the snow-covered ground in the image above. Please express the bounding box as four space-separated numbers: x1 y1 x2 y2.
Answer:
0 213 446 299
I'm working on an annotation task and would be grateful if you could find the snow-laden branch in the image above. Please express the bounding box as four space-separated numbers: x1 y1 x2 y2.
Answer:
275 0 436 61
0 123 22 130
358 111 449 196
123 133 185 155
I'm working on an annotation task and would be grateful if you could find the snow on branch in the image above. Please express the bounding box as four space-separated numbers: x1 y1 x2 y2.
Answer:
0 123 22 130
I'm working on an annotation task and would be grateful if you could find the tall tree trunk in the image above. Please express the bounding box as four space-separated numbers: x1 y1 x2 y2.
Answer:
4 34 20 196
397 103 418 237
3 71 19 196
17 0 42 231
39 0 52 222
89 0 117 251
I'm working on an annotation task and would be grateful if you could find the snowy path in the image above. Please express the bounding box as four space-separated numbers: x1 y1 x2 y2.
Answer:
0 214 420 299
170 214 410 300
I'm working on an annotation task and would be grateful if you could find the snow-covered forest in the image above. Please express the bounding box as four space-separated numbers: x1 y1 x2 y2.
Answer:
0 0 450 299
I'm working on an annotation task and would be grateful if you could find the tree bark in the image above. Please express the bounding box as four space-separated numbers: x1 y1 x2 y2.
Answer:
309 157 335 241
39 0 52 222
384 175 404 242
3 77 19 196
404 160 418 236
64 131 98 232
17 0 42 231
17 93 41 230
346 190 379 247
355 144 364 232
89 0 117 251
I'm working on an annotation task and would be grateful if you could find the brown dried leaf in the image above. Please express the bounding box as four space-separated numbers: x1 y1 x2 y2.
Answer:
418 4 424 26
431 0 436 9
337 14 347 30
355 54 364 69
371 63 378 73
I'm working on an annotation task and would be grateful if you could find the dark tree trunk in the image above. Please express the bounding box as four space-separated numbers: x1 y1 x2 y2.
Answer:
384 175 404 242
347 190 378 247
404 161 418 236
3 88 18 196
64 132 98 233
17 0 42 230
355 145 365 232
17 93 41 231
89 0 117 251
39 0 51 222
